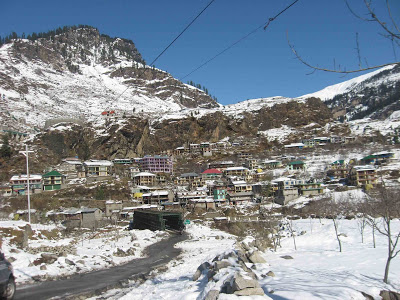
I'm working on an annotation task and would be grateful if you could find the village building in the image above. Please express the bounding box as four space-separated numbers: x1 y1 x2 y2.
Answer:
185 196 216 210
63 207 103 229
10 174 42 195
176 190 208 206
105 200 123 219
229 180 253 193
348 166 378 188
272 177 299 205
227 191 253 205
129 166 141 178
139 155 173 174
0 185 12 197
202 147 213 157
58 158 85 180
112 158 133 165
361 151 395 165
189 143 201 154
259 159 283 169
175 173 204 187
327 160 349 180
295 179 324 196
133 172 157 186
302 139 316 148
142 190 174 205
212 186 227 204
174 146 186 156
208 161 235 171
244 158 258 170
330 136 345 144
284 143 304 149
201 168 223 180
83 160 114 180
223 166 250 177
42 170 66 191
287 161 306 171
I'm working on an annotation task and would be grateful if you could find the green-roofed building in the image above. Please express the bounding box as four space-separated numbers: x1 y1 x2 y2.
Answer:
287 160 306 170
331 160 345 166
42 170 66 191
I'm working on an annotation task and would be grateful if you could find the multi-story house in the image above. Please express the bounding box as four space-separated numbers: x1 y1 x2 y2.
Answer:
139 155 173 174
142 190 174 205
328 160 349 180
349 166 377 188
83 160 114 177
42 170 66 191
295 180 324 196
287 161 306 171
133 172 157 186
201 169 223 180
259 159 282 169
58 158 85 180
361 151 395 165
272 177 299 205
10 174 42 195
175 173 204 188
244 158 258 170
223 167 250 177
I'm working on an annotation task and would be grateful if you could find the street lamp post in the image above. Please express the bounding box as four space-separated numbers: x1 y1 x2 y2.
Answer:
19 145 34 223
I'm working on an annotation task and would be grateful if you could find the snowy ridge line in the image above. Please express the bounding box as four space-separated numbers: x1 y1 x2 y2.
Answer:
300 64 398 101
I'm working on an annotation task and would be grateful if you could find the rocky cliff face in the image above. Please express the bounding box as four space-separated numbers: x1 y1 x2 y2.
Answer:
30 97 333 164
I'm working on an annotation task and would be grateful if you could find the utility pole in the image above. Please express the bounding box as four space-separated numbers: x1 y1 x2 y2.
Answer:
19 145 34 223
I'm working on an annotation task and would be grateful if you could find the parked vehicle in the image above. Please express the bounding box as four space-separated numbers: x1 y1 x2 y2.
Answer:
0 252 15 300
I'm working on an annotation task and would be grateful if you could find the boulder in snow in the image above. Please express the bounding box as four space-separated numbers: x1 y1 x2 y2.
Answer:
205 290 219 300
248 251 266 264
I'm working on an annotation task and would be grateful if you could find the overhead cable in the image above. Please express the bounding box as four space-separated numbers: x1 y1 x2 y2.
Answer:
115 0 216 102
180 0 300 80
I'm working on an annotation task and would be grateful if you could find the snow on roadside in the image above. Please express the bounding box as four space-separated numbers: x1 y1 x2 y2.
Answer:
95 223 237 300
0 220 165 284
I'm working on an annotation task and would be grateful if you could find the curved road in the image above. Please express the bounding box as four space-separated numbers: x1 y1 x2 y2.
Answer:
15 233 187 299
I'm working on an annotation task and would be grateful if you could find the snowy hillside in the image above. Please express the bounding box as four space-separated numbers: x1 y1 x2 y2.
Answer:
0 27 217 131
300 64 400 121
301 64 400 101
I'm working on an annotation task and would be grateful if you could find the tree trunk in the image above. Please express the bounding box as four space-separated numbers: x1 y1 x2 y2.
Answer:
383 256 391 284
383 218 392 283
292 234 297 250
333 219 342 252
372 225 376 248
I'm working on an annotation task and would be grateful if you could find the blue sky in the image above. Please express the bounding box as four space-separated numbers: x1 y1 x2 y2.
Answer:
1 0 399 105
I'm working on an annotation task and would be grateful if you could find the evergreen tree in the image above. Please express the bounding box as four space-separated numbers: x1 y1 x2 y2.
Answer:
0 135 12 158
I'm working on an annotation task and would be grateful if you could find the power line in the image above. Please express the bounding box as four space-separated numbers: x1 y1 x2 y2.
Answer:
180 23 266 81
180 0 299 81
264 0 299 30
114 0 216 103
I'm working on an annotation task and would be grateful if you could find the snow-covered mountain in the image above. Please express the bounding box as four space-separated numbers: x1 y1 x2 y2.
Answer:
0 26 218 132
301 64 400 121
1 25 399 137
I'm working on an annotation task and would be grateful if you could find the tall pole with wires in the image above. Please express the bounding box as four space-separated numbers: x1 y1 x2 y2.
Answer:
19 145 34 224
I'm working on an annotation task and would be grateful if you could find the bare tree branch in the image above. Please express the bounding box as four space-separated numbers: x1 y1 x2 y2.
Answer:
344 0 374 22
364 0 400 40
386 0 400 33
287 31 400 74
289 0 400 74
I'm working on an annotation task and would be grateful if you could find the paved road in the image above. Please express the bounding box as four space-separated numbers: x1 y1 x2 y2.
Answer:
15 233 187 299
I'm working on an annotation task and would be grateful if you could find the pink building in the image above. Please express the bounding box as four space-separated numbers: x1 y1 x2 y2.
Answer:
139 155 173 174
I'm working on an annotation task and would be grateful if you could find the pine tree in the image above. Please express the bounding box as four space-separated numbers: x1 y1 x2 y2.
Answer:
0 135 12 158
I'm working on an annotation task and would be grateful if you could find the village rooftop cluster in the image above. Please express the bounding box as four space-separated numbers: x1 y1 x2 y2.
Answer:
0 133 396 229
